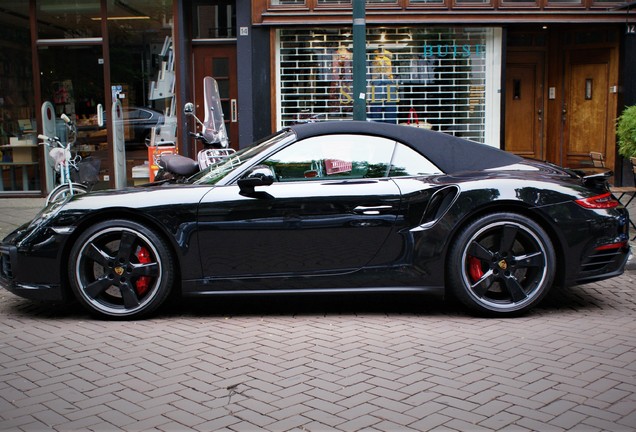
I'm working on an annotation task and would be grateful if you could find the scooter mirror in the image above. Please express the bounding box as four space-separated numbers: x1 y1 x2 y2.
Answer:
184 102 195 115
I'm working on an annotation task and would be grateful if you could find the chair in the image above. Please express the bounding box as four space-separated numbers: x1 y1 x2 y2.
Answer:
589 151 606 168
608 156 636 239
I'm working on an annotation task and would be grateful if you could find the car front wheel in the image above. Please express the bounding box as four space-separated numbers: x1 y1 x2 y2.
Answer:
68 220 174 319
448 213 556 316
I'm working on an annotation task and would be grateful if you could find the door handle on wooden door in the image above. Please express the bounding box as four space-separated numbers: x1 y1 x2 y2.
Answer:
231 99 237 122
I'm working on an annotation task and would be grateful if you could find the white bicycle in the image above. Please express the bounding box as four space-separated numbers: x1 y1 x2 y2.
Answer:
39 114 100 205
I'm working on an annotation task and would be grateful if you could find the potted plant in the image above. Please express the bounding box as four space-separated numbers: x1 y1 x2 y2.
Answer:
617 105 636 159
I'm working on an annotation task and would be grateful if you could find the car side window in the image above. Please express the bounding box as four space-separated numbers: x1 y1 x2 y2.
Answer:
263 134 396 182
389 143 443 176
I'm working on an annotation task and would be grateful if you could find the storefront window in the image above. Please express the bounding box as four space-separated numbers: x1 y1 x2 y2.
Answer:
409 0 446 4
278 27 495 144
108 0 174 185
455 0 491 4
39 45 106 190
499 0 540 5
314 1 400 4
37 0 101 39
271 0 306 5
0 1 38 193
192 1 236 39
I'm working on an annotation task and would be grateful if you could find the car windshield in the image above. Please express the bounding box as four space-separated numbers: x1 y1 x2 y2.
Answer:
191 129 295 185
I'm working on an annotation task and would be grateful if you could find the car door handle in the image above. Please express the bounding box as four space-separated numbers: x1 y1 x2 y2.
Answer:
353 205 393 215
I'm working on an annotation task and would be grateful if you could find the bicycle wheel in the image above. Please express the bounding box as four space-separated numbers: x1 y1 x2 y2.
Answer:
46 183 89 205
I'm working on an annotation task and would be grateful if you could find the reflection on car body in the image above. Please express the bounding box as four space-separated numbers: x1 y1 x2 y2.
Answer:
97 106 165 147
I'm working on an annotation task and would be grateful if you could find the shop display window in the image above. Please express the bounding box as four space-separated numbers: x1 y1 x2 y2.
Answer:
454 0 492 4
271 0 307 5
271 1 407 5
108 0 174 185
0 2 38 193
409 0 446 4
37 0 101 40
278 27 493 143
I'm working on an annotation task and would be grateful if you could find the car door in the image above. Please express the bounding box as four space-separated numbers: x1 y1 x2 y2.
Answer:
196 134 402 277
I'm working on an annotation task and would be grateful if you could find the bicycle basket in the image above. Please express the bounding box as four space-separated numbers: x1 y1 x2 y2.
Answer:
77 157 101 184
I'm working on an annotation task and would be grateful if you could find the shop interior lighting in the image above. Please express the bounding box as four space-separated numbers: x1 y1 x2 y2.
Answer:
90 16 150 20
40 3 100 12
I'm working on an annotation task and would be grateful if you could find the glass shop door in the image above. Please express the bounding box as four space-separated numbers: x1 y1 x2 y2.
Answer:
39 45 108 192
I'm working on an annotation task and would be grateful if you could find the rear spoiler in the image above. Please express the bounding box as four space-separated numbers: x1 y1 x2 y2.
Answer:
567 167 613 188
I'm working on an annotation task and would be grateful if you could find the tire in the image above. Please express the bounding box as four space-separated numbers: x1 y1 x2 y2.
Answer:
68 219 174 319
47 183 88 205
447 213 555 316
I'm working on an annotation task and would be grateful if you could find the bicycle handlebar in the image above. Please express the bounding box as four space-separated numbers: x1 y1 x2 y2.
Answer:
38 134 67 149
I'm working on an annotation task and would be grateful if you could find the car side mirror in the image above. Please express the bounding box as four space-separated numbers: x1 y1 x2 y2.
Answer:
238 166 275 195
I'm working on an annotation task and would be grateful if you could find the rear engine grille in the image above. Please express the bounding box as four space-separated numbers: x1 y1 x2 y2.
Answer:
581 247 626 273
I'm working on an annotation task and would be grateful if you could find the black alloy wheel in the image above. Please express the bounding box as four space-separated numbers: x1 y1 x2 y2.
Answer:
68 219 174 319
448 213 556 316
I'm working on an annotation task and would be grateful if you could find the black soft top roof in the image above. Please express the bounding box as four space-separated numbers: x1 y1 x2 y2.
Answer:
289 120 522 174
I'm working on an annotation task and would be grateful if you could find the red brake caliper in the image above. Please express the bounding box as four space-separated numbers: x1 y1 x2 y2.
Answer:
468 256 484 282
135 246 152 295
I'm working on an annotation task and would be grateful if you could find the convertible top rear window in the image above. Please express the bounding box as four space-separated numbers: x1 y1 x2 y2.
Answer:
291 121 522 174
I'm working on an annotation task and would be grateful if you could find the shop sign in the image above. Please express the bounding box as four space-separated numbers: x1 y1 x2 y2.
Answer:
338 83 400 104
423 44 486 58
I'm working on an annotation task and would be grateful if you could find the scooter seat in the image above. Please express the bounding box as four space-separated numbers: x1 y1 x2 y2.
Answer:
158 154 199 176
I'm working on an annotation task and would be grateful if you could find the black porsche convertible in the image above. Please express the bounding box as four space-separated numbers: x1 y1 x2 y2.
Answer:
0 121 631 319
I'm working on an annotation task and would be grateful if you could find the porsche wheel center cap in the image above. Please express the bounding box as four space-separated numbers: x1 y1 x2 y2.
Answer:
497 260 508 271
114 266 125 276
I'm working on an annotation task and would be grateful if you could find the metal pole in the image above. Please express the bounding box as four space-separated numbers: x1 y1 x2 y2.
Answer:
352 0 366 121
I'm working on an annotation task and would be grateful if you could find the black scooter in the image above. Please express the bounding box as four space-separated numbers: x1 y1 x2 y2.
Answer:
154 77 233 182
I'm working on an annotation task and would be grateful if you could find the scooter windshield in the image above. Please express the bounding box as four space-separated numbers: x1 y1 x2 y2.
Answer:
202 76 229 148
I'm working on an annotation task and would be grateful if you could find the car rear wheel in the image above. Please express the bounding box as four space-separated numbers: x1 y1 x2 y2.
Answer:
448 213 555 316
68 220 174 319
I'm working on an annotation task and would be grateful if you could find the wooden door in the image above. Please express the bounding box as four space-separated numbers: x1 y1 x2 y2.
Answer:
504 51 545 160
192 44 239 150
563 49 613 168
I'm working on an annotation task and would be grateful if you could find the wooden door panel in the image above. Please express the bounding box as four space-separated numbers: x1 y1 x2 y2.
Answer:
193 45 239 150
567 63 608 155
563 49 613 169
505 52 544 160
505 65 538 156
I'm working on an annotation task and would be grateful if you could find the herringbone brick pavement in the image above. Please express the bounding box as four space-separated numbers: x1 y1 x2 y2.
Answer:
1 274 635 431
1 198 635 431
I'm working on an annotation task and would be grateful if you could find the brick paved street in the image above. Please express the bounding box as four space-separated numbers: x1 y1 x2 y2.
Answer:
1 198 635 431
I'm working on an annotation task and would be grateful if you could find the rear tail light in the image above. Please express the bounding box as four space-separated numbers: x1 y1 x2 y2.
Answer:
595 241 628 251
575 192 619 209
